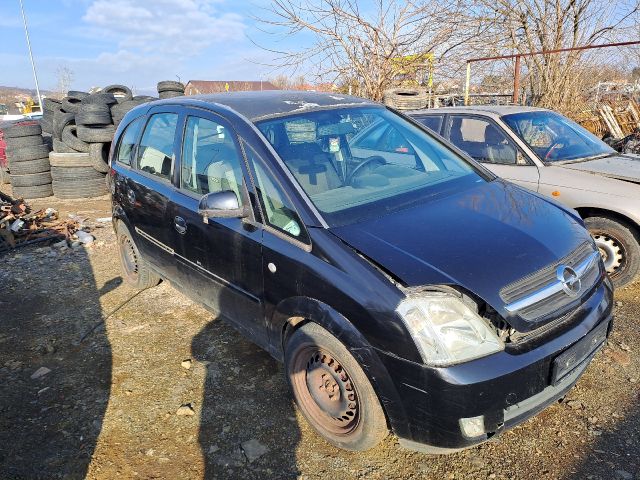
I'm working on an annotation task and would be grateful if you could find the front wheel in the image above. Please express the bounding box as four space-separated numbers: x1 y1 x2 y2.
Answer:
285 322 388 451
584 216 640 288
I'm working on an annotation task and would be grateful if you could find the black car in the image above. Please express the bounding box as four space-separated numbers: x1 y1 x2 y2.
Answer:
108 91 613 453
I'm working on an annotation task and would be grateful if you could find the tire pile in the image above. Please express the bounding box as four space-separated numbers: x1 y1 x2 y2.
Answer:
1 123 53 199
157 81 185 99
41 84 157 199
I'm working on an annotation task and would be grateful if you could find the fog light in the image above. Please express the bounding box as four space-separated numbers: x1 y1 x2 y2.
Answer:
459 415 486 438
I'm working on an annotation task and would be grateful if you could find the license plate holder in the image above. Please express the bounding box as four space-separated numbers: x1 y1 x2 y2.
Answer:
551 319 609 385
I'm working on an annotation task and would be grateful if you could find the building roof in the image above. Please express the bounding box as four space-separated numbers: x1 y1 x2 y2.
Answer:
185 80 279 95
178 90 377 121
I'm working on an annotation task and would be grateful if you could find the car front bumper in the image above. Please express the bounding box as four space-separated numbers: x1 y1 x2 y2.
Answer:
376 279 614 453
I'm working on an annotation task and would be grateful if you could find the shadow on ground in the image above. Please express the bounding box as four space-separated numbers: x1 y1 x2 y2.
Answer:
0 246 117 479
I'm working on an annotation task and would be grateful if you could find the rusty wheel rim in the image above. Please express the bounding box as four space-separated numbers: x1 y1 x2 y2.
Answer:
118 234 139 283
291 346 359 436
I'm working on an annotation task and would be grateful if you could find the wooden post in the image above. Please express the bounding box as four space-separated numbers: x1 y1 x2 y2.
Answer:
513 55 521 104
464 62 471 106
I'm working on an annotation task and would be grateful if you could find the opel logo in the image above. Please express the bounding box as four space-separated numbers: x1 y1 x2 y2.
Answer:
556 265 581 297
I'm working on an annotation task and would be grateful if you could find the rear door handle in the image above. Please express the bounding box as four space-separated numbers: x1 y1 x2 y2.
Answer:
174 216 187 235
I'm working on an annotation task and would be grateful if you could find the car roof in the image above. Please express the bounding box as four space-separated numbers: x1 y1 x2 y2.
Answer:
154 90 378 122
407 105 549 117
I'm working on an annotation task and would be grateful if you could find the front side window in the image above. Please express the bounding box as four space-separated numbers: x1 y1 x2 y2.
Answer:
255 107 483 226
116 117 144 166
243 142 309 244
137 113 179 181
180 116 244 203
447 116 519 165
502 111 615 162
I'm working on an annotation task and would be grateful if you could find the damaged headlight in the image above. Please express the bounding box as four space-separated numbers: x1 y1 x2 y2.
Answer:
396 292 504 366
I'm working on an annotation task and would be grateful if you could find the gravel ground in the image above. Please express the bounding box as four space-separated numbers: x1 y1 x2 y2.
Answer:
0 190 638 480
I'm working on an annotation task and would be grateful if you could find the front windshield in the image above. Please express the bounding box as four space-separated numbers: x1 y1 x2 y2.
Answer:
256 107 484 226
502 111 615 162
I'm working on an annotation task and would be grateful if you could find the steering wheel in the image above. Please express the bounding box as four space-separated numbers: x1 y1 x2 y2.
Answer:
544 142 563 160
348 156 387 184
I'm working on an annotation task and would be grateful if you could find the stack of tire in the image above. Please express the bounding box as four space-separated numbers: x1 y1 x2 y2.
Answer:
157 81 185 99
49 85 155 199
382 87 429 110
1 122 53 199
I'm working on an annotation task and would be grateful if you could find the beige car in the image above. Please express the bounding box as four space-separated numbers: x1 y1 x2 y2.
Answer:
409 106 640 287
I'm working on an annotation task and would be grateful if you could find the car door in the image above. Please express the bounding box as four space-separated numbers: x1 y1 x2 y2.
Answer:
167 109 266 345
445 114 540 191
123 107 181 277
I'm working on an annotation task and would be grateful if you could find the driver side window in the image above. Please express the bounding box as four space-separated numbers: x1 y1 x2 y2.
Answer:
447 116 522 166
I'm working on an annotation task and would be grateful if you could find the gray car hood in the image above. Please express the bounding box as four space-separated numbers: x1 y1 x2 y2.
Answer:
559 154 640 183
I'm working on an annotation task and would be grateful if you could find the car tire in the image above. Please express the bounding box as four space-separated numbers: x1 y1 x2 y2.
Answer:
53 138 80 153
158 90 184 99
103 84 133 102
4 134 44 150
49 152 93 167
157 80 185 93
6 143 50 162
585 216 640 288
51 166 105 181
10 171 52 187
2 123 42 138
76 105 112 126
8 157 51 175
61 125 90 153
116 220 161 289
81 92 117 106
53 110 75 140
284 322 388 451
89 142 110 173
12 183 53 199
76 125 116 143
52 178 108 199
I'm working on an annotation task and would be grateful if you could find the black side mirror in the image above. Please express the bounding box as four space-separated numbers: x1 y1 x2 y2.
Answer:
198 190 248 219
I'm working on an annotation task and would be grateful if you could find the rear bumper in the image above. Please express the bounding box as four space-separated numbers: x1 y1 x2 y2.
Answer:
377 280 613 453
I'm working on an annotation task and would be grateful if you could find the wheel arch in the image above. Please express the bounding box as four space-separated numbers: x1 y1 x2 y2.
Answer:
272 295 412 439
575 206 640 240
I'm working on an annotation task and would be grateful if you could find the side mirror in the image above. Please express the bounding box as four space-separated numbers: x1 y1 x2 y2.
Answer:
198 190 248 219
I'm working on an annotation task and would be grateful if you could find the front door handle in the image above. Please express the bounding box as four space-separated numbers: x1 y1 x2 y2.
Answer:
174 216 187 235
127 189 136 204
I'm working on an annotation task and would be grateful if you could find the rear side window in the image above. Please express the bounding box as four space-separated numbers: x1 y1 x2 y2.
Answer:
447 116 519 165
115 117 144 166
416 115 443 133
137 113 179 181
180 116 244 202
243 142 309 245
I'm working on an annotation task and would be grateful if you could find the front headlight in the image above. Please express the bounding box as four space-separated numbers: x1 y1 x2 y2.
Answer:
396 292 504 366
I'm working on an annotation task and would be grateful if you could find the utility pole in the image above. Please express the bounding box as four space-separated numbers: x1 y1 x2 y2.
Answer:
19 0 42 112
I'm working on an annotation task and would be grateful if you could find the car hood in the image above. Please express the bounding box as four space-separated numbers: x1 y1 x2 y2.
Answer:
559 154 640 183
330 179 591 329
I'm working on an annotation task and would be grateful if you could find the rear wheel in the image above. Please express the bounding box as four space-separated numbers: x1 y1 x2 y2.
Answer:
285 322 388 451
116 221 160 290
585 216 639 288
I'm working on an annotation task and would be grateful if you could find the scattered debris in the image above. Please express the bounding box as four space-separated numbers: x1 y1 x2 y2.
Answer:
176 403 195 416
240 438 269 463
181 359 192 369
0 191 81 254
30 367 51 379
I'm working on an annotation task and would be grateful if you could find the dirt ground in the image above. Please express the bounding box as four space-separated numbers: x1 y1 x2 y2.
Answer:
0 190 638 480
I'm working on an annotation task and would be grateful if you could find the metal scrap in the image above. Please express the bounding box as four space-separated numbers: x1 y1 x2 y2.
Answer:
0 191 80 254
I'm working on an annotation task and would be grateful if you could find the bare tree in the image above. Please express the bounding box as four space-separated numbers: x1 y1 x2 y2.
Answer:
55 66 74 96
257 0 487 101
478 0 639 111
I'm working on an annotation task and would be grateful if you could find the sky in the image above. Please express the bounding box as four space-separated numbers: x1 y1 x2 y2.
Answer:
1 0 306 95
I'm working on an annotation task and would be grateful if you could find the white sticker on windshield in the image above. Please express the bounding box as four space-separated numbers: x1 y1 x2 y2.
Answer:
282 219 301 237
329 137 340 153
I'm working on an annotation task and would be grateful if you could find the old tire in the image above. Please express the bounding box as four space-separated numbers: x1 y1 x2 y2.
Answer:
2 123 42 138
62 125 90 152
157 80 184 93
585 216 640 288
10 171 52 187
76 104 112 126
51 166 104 181
6 143 50 162
77 125 116 143
12 183 53 199
4 135 44 150
116 220 161 289
49 152 93 167
53 110 75 140
382 88 429 110
103 84 133 102
158 90 184 99
89 142 110 173
81 93 117 106
285 322 388 451
52 178 108 199
53 138 80 153
7 157 51 175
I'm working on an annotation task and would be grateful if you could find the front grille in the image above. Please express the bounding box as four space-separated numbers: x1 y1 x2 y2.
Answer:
500 242 601 322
